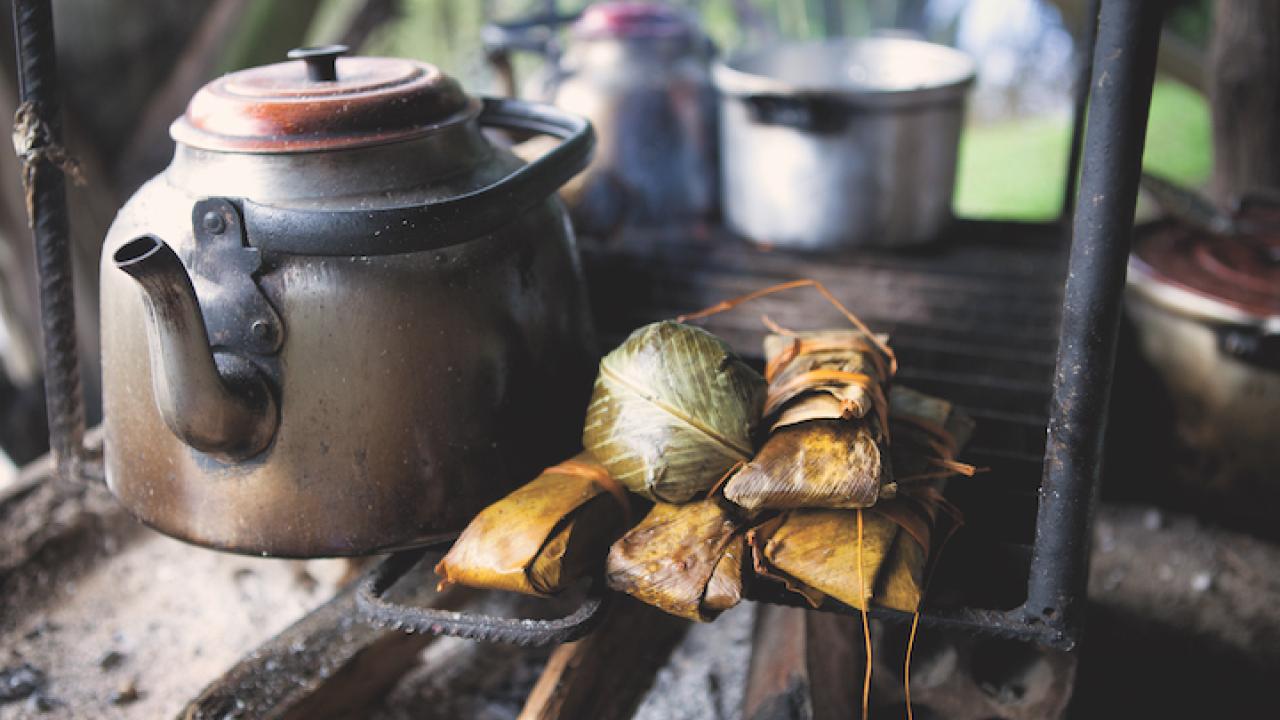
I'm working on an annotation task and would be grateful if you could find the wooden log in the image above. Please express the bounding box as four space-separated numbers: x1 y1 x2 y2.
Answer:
181 565 467 720
518 596 690 720
0 428 110 604
741 604 859 720
741 604 812 720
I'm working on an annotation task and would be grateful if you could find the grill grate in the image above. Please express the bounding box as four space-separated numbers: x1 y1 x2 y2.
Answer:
581 219 1067 638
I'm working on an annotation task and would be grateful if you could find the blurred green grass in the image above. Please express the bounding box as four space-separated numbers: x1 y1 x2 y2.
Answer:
954 78 1212 220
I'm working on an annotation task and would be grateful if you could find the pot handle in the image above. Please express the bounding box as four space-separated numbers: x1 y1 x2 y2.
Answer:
1216 324 1280 371
235 96 594 257
481 12 581 97
741 94 850 133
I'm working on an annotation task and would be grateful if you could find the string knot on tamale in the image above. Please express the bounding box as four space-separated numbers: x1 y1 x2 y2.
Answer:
435 453 631 597
725 330 896 511
583 321 766 503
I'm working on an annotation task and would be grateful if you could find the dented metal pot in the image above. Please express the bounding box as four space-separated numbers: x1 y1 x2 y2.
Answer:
100 46 597 557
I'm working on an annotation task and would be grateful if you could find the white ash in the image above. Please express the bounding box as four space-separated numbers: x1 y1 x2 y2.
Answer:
633 602 757 720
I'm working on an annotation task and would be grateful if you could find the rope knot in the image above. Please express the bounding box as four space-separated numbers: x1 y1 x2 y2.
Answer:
13 101 84 225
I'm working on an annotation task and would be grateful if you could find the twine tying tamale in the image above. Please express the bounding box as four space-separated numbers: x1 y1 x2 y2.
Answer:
857 508 873 720
763 336 890 386
763 367 890 444
903 486 965 720
675 278 898 376
677 280 896 456
546 457 633 527
891 413 983 484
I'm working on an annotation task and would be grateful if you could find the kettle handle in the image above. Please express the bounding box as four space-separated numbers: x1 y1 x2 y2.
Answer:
235 96 594 257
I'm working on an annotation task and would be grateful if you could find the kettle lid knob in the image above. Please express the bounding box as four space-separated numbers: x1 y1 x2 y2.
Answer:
287 45 349 82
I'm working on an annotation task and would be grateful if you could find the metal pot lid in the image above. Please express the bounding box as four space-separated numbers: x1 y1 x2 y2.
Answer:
574 2 693 39
1129 211 1280 327
170 46 473 153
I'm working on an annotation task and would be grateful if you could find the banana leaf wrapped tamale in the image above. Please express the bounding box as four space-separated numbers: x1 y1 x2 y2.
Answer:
725 330 895 511
605 496 751 621
762 331 892 427
748 386 973 613
584 321 766 503
434 454 630 596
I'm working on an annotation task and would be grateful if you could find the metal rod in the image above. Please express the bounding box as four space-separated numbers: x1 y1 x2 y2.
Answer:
1062 0 1101 219
1028 0 1162 643
12 0 84 482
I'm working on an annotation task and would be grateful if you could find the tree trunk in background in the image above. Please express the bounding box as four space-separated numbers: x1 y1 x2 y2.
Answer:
1209 0 1280 206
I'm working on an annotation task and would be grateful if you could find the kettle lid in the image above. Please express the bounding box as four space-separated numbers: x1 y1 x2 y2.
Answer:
171 46 473 154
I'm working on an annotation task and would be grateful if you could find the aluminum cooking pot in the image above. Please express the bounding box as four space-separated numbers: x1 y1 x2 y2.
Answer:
1126 195 1280 525
715 37 975 250
483 2 718 232
100 46 597 557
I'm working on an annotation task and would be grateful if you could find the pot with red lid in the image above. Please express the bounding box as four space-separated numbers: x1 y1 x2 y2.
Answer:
482 2 718 232
100 46 597 557
1125 191 1280 517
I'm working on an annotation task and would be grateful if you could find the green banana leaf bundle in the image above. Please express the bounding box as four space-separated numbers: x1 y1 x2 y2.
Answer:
434 453 631 597
583 321 766 503
748 386 973 613
724 330 895 511
605 496 751 622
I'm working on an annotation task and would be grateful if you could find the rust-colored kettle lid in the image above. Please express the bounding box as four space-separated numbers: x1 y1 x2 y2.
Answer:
171 46 473 153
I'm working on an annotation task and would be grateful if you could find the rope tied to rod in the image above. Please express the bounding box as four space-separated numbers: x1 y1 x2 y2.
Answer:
12 100 84 225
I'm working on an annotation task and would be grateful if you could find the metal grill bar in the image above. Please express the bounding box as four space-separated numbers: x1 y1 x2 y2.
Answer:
1028 0 1162 644
11 0 85 483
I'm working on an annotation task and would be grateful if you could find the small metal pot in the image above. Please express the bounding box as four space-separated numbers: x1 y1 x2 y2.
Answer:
714 37 975 250
1125 200 1279 515
484 2 718 233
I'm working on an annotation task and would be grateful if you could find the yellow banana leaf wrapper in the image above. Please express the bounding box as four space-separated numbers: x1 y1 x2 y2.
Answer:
762 331 892 431
749 507 913 610
605 497 750 621
434 454 630 597
725 329 895 511
583 321 766 503
723 417 890 511
749 386 973 613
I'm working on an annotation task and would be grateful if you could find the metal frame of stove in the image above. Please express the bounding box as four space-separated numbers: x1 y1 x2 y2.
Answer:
13 0 1164 651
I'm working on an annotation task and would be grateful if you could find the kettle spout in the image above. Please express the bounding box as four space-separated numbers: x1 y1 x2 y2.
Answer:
113 236 277 459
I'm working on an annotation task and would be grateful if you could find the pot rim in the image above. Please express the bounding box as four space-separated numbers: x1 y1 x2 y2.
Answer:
1127 254 1280 335
714 36 975 108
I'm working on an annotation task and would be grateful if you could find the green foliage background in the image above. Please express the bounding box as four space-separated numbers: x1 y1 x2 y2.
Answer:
310 0 1213 221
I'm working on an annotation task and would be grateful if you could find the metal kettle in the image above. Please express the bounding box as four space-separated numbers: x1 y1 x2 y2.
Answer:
100 46 597 557
484 2 718 232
